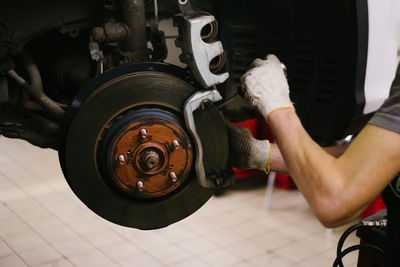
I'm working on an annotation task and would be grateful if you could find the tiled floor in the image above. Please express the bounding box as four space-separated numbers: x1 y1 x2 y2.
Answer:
0 136 360 267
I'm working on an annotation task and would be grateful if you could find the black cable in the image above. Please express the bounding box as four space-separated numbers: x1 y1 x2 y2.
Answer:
333 244 385 267
216 92 239 109
335 223 364 267
335 217 387 267
216 84 249 109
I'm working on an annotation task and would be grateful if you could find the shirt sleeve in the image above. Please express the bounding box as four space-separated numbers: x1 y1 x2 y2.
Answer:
369 64 400 133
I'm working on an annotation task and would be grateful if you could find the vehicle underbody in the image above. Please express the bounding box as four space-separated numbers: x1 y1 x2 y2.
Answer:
0 0 369 229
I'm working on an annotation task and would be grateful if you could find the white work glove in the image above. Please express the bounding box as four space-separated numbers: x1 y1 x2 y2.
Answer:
226 122 270 171
241 54 293 119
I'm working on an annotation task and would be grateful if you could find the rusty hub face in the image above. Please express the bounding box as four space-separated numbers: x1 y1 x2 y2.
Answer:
102 109 193 198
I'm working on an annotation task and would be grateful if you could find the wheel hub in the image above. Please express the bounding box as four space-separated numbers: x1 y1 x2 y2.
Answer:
101 109 193 198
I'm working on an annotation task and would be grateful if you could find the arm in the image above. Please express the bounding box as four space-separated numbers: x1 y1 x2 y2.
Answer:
269 108 400 227
240 54 400 228
226 123 348 175
270 143 349 175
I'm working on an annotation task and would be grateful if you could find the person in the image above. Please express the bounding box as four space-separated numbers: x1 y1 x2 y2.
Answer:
227 54 400 266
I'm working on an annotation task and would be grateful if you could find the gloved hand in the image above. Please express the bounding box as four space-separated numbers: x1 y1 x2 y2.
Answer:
225 121 270 171
241 54 293 119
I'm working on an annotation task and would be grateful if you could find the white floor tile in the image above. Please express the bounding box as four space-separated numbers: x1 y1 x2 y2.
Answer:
99 240 142 261
249 231 292 251
185 216 224 235
130 232 169 251
225 241 266 261
0 180 28 203
210 209 249 228
254 212 291 230
0 254 28 267
0 239 13 258
36 258 74 267
177 235 218 254
204 228 243 247
156 223 198 242
299 231 339 253
228 261 258 267
172 257 210 267
148 243 192 265
119 253 163 267
0 214 30 237
278 242 321 263
200 248 241 267
18 245 62 266
66 220 109 237
274 224 317 241
231 220 271 239
85 230 124 248
249 253 294 267
5 232 48 253
35 224 79 244
67 249 114 267
52 237 94 257
298 253 334 267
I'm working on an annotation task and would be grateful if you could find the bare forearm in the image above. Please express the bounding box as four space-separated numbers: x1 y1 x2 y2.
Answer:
268 109 362 226
270 139 349 175
269 109 335 188
270 143 287 174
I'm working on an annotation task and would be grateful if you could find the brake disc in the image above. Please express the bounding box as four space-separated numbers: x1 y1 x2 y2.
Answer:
59 62 214 230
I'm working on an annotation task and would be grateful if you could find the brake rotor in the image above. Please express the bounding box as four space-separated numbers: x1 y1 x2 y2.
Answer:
59 62 213 230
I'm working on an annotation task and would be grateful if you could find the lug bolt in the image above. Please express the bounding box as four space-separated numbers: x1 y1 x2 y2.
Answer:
137 181 144 191
118 154 125 164
169 172 178 183
172 140 180 150
140 128 148 139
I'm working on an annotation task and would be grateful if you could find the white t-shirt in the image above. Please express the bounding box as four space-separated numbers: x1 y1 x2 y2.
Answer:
363 0 400 114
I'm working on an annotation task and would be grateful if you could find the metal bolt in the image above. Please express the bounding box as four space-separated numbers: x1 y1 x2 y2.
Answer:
140 128 148 139
118 154 125 164
169 172 178 183
172 140 180 150
137 181 144 191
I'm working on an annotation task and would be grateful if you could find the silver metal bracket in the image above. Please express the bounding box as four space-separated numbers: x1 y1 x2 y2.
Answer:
177 0 194 17
174 0 229 88
183 88 223 188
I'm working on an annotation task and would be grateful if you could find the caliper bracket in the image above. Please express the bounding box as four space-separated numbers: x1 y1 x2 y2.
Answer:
184 89 236 189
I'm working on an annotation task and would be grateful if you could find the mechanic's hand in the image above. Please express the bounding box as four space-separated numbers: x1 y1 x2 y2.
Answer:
225 121 270 171
241 54 293 119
